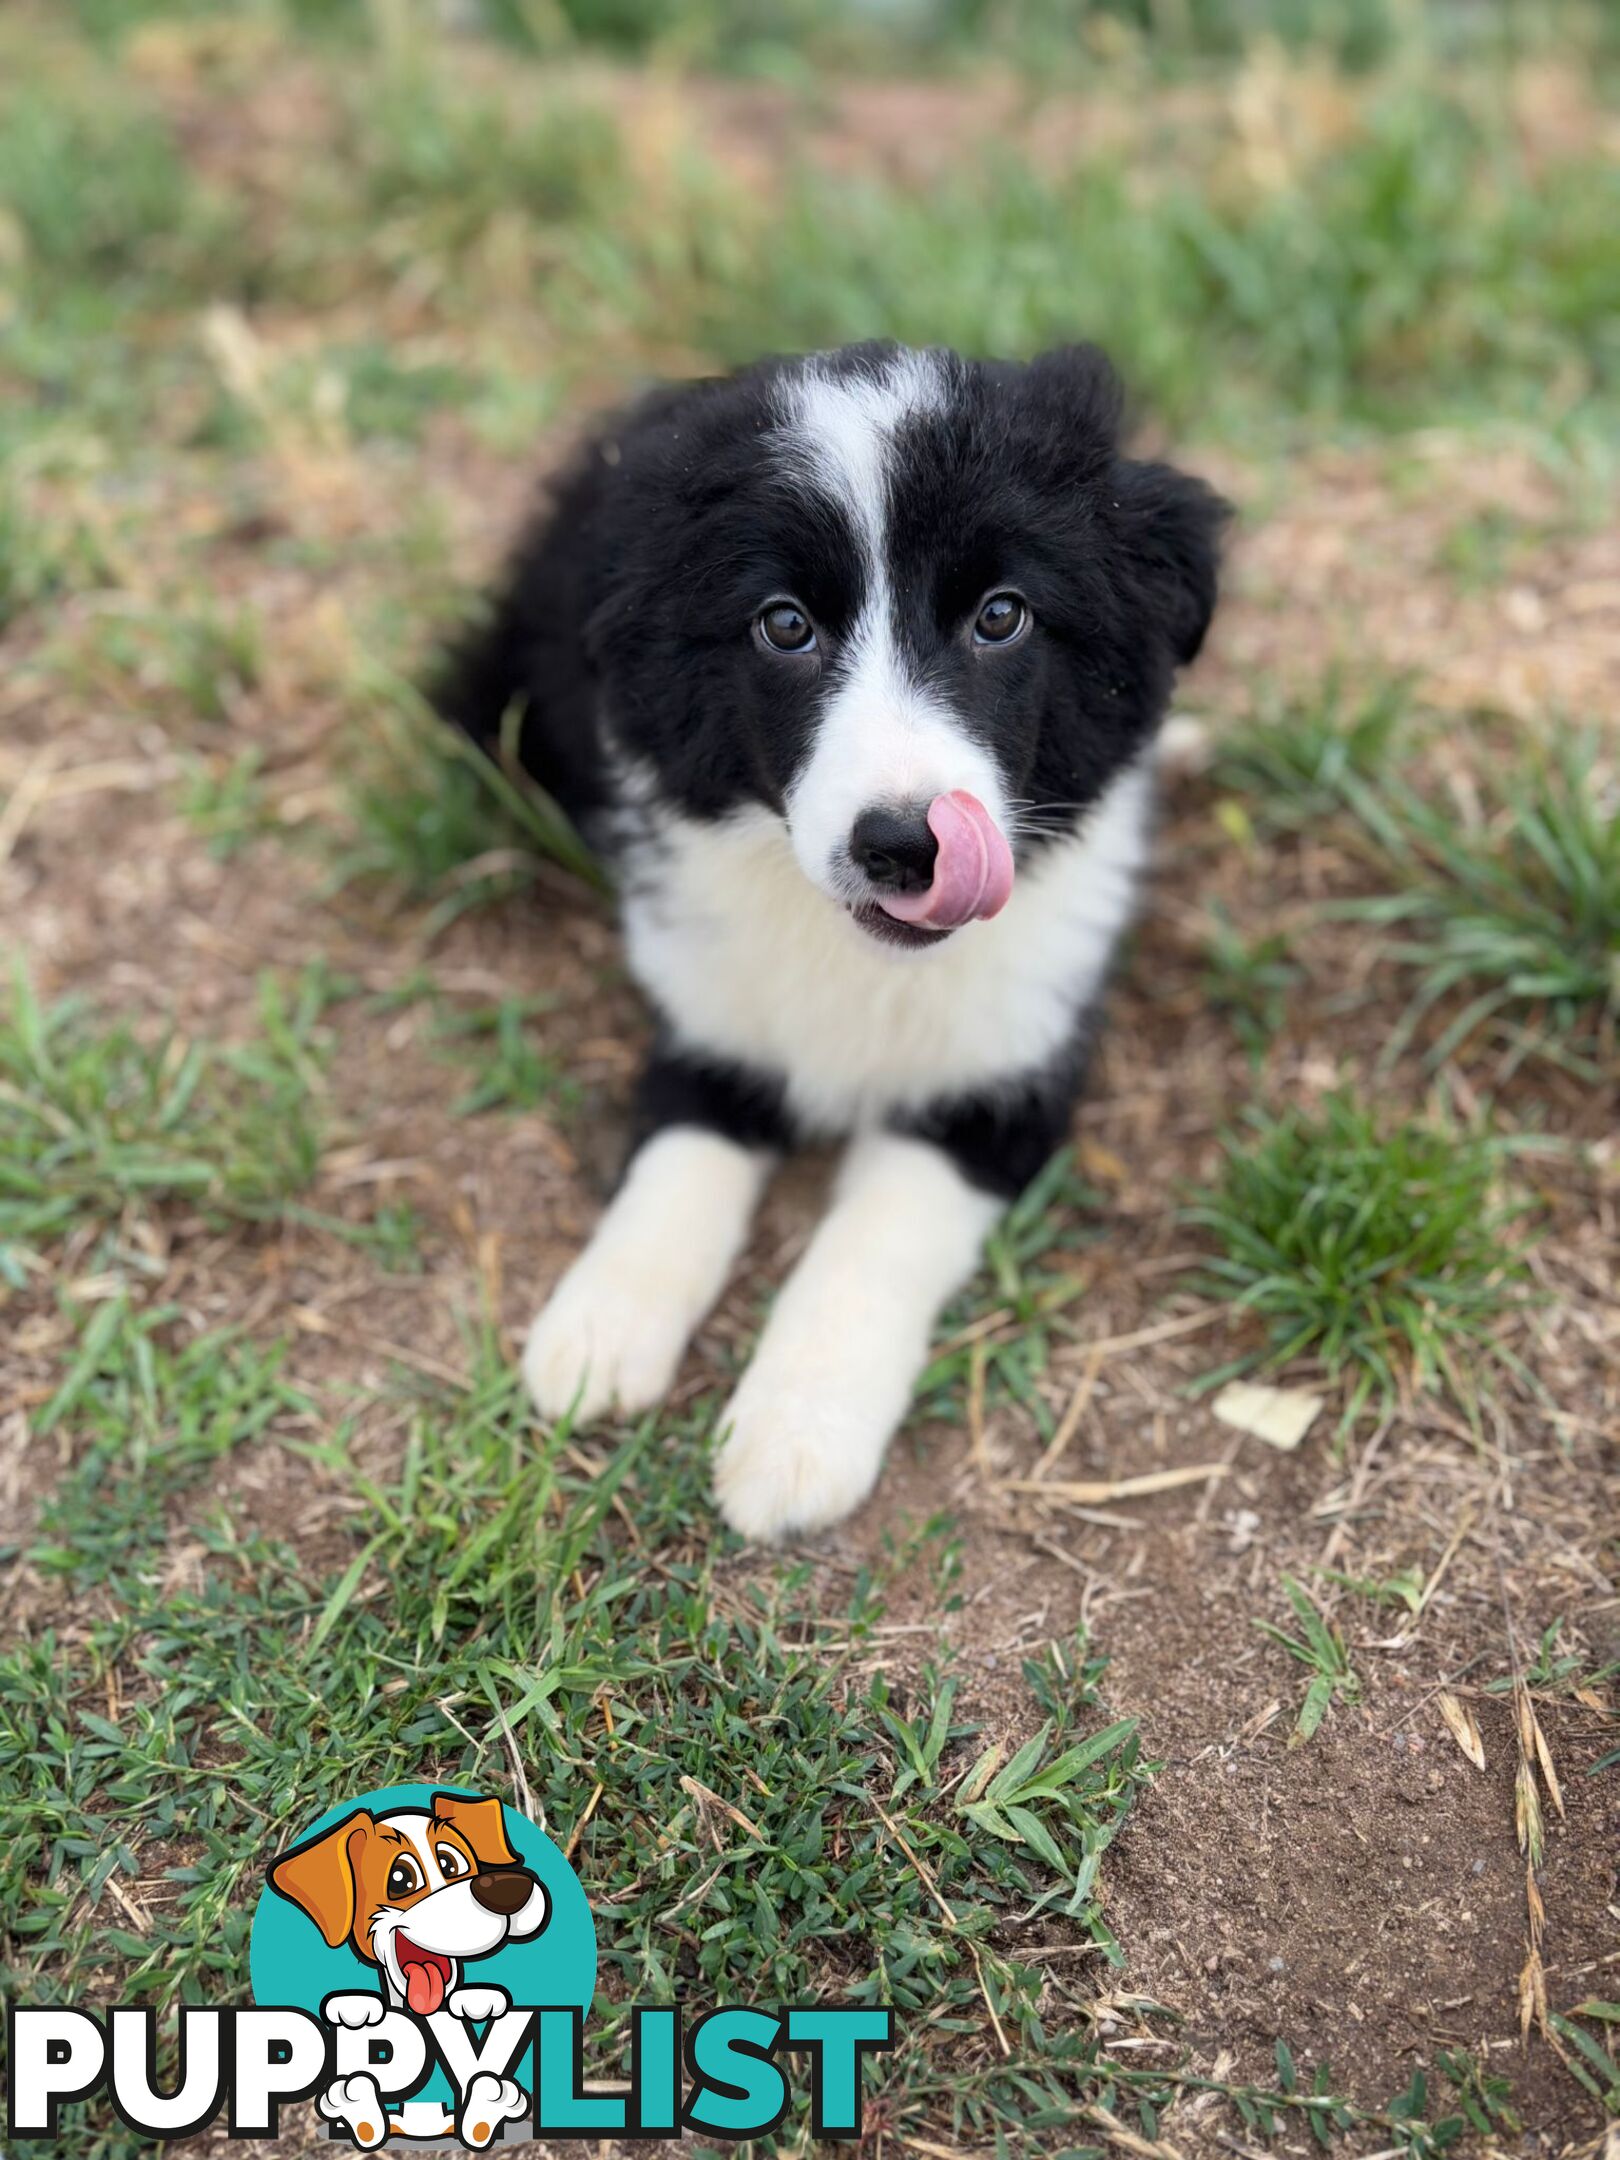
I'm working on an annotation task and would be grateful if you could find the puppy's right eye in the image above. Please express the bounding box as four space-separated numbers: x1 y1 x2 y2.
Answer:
756 601 816 654
386 1858 421 1899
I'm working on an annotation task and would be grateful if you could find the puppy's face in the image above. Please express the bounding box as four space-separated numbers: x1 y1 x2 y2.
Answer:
268 1792 550 2015
590 341 1224 950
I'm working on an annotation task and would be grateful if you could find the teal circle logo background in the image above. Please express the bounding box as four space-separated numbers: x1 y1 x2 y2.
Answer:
249 1783 596 2049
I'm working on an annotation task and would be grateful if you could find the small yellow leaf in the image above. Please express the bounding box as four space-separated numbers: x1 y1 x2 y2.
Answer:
1077 1137 1130 1186
1212 1380 1324 1451
1436 1690 1485 1770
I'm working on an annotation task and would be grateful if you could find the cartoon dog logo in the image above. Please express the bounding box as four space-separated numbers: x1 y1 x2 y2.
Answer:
267 1791 550 2148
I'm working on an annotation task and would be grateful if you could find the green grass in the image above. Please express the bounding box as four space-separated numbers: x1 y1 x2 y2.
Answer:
1255 1574 1361 1743
1550 2003 1620 2117
0 1285 1542 2151
0 474 125 632
1202 909 1301 1059
179 746 278 854
434 994 579 1116
335 668 607 917
589 93 1620 437
1212 670 1412 829
7 23 1620 461
917 1150 1105 1443
62 0 1620 74
1338 732 1620 1077
1 1329 1158 2154
1184 1089 1532 1422
0 966 325 1282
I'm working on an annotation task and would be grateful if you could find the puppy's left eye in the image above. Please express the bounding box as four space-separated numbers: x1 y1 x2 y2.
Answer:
436 1845 468 1880
974 593 1029 646
386 1858 422 1899
756 601 817 654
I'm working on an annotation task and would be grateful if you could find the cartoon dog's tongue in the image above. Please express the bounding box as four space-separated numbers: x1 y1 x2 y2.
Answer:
878 790 1014 930
400 1943 448 2015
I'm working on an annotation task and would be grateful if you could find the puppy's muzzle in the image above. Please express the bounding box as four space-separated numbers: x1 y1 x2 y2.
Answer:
469 1866 538 1915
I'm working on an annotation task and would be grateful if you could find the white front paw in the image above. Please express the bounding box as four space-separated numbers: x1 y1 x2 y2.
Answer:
322 1992 387 2030
523 1254 692 1424
318 2072 390 2148
447 1984 509 2024
712 1366 890 1543
457 2073 527 2149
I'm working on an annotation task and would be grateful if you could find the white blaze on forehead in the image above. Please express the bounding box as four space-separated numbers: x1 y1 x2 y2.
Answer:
774 350 1008 896
381 1812 444 1886
779 347 945 559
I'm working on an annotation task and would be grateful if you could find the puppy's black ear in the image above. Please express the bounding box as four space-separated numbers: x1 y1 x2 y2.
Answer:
1113 456 1230 666
1015 343 1128 482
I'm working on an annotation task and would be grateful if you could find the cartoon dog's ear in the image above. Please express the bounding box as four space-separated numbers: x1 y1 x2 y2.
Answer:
268 1812 372 1948
431 1792 517 1869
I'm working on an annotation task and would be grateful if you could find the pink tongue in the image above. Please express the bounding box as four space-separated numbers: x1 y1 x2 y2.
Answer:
406 1961 444 2015
879 791 1015 929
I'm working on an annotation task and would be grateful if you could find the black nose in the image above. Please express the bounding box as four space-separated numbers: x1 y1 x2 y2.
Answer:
469 1867 536 1915
850 807 937 894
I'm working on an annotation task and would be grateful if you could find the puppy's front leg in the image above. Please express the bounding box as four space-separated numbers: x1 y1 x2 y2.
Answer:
524 1048 782 1424
713 1132 1001 1541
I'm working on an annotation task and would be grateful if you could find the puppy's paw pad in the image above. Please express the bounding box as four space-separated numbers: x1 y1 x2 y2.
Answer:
319 2073 389 2148
522 1268 687 1425
713 1382 886 1543
458 2074 527 2149
323 1992 386 2030
447 1985 509 2024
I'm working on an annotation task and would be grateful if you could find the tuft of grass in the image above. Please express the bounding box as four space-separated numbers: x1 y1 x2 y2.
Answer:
1339 731 1620 1077
1212 669 1411 829
435 994 578 1116
917 1149 1104 1442
356 64 625 241
0 966 325 1280
179 746 277 856
30 1301 312 1572
0 76 252 313
1255 1575 1360 1744
1383 2059 1524 2158
0 475 124 632
1185 1090 1532 1422
0 92 190 284
44 599 264 729
1434 504 1533 591
1549 2003 1620 2117
336 667 607 917
1202 909 1301 1059
2 1329 1154 2149
619 90 1620 435
1483 1618 1620 1703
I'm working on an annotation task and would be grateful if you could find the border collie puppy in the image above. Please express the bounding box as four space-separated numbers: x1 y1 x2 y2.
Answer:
436 341 1225 1542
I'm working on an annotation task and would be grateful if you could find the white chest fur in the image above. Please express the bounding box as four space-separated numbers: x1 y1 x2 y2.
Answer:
620 761 1153 1132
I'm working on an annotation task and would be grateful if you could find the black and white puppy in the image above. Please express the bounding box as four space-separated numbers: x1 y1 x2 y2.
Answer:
436 340 1225 1541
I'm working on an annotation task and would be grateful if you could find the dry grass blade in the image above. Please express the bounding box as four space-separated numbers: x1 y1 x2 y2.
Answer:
1520 1922 1550 2043
678 1774 766 1845
1004 1463 1228 1504
1082 2104 1186 2160
1515 1747 1545 1868
1436 1688 1486 1770
1031 1341 1104 1478
1530 1705 1566 1820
